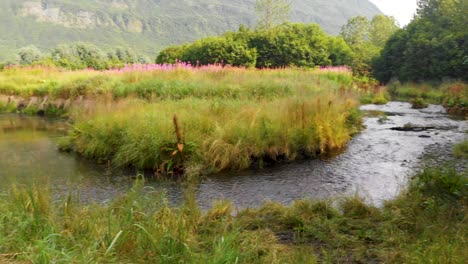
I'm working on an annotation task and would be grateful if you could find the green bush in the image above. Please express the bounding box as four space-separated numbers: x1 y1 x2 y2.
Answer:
410 97 428 109
156 23 354 69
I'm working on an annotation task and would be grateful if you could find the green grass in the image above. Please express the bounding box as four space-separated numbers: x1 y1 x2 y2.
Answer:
454 140 468 159
0 167 466 263
0 100 17 113
65 95 361 175
35 67 363 175
0 66 354 100
0 66 369 175
0 66 382 175
388 81 468 116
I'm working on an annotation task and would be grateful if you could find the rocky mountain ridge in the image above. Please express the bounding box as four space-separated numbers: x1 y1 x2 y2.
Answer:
0 0 382 60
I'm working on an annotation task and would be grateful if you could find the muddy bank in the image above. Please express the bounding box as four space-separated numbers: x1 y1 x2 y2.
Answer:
0 94 97 115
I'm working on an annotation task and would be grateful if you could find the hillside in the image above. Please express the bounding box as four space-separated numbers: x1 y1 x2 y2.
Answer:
0 0 381 60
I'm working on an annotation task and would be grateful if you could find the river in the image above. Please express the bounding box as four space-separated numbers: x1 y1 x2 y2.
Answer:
1 102 466 208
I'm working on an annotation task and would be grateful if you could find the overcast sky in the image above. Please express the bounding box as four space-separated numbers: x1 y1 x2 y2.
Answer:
370 0 418 26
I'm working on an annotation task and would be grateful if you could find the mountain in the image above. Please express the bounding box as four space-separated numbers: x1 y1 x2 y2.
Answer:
0 0 381 60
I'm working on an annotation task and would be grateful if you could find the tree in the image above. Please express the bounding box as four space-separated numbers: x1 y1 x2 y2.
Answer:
17 45 43 65
156 45 189 64
183 36 257 67
341 15 399 75
373 0 467 83
340 16 370 46
156 23 354 69
369 15 399 47
255 0 291 30
372 29 409 83
51 43 110 70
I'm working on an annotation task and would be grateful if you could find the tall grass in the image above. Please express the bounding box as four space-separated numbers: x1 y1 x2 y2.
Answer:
64 94 360 175
0 168 465 263
388 81 468 115
0 65 354 101
2 65 367 174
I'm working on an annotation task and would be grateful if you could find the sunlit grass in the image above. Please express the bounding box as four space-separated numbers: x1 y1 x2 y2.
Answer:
1 65 367 175
65 94 360 175
0 65 355 100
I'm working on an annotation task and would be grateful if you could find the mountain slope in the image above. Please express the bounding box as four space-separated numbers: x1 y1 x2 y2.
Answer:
0 0 381 60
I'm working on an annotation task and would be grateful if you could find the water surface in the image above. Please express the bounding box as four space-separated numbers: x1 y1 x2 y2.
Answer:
1 102 466 208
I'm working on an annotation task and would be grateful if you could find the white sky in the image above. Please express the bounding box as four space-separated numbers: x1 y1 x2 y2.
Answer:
370 0 418 26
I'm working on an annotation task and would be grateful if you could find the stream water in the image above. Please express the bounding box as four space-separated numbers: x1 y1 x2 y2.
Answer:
0 102 466 208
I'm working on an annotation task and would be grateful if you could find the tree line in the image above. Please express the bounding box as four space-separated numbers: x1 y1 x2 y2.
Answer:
156 23 354 68
5 43 149 70
2 0 464 85
373 0 467 83
156 14 397 71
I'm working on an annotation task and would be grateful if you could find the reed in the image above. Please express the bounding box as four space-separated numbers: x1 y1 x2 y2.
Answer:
64 94 360 175
1 65 370 174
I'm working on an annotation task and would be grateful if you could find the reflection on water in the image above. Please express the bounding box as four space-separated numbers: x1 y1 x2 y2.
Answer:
0 115 182 203
1 102 467 208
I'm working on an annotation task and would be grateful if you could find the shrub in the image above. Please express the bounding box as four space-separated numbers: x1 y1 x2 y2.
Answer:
410 97 428 109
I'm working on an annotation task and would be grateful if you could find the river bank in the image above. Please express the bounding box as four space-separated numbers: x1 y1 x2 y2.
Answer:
0 65 375 175
1 90 466 263
2 101 466 208
0 167 465 263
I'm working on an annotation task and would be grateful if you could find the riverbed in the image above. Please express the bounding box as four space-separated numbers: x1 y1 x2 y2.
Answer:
1 102 466 208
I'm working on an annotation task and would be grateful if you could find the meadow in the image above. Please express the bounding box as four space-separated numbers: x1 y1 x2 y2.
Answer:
0 64 356 100
1 64 380 175
0 167 465 263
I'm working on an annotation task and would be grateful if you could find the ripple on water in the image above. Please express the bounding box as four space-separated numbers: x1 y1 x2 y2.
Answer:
196 102 468 208
1 102 467 208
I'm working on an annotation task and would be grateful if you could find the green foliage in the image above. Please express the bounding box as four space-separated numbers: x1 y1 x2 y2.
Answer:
369 15 400 47
0 0 382 61
373 0 468 83
17 45 43 65
0 101 17 113
453 140 468 159
156 45 189 64
387 82 468 116
52 43 108 70
360 91 389 105
182 36 257 67
340 16 370 47
340 15 399 76
411 167 467 206
0 167 465 263
157 23 355 69
410 97 429 109
111 47 146 64
10 42 149 70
